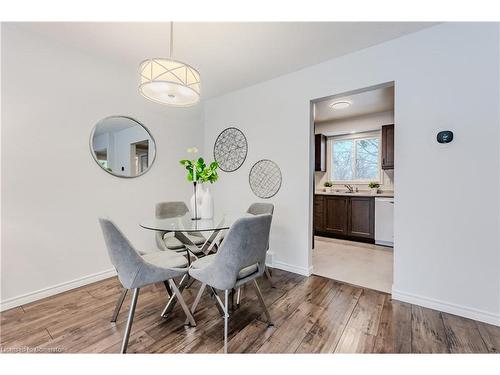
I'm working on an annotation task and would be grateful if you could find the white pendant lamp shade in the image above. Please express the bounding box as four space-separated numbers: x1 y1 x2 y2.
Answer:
139 58 201 107
139 22 201 107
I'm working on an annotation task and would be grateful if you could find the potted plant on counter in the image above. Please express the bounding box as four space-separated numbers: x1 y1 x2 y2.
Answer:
324 181 333 192
368 181 380 195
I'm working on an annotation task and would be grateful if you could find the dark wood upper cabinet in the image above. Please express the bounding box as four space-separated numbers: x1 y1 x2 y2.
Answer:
381 124 394 170
315 134 326 172
348 197 375 239
324 196 348 235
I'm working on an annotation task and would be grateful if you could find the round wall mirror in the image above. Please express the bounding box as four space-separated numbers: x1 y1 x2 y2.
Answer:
90 116 156 178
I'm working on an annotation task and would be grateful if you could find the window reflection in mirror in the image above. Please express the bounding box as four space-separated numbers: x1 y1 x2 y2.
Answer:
90 116 156 178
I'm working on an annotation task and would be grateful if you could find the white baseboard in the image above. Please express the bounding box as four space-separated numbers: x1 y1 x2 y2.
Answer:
0 268 116 312
272 260 312 277
392 288 500 327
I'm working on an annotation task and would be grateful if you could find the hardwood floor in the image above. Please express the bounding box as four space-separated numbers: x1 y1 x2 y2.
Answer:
1 270 499 354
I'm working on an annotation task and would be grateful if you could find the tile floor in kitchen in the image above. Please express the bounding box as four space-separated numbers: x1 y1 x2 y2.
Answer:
312 236 393 293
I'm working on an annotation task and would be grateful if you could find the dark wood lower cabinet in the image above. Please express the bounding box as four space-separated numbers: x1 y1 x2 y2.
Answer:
314 194 375 243
313 195 325 232
348 197 375 239
324 196 348 235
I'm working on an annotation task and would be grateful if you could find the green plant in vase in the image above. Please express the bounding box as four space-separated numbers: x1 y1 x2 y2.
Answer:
180 147 219 219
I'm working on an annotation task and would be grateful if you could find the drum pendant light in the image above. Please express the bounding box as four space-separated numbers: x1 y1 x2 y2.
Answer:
139 22 201 107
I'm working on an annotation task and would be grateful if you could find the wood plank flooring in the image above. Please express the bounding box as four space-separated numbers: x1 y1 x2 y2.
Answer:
1 270 499 354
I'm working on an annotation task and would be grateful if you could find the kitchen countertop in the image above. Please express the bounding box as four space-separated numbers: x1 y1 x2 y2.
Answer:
315 191 394 198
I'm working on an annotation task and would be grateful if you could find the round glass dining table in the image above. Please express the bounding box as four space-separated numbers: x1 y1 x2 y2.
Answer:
140 212 249 259
140 212 243 233
140 212 247 319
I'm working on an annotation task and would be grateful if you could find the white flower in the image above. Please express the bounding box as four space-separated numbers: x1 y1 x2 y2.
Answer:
187 147 199 154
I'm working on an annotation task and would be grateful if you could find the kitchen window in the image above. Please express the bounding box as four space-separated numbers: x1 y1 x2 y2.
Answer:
330 133 380 183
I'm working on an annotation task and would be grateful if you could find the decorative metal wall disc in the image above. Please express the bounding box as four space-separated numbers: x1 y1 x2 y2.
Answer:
213 127 248 172
249 159 282 199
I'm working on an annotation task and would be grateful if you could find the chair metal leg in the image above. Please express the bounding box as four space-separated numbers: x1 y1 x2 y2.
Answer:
236 287 241 307
185 283 206 325
111 288 128 323
169 279 197 327
264 267 275 288
207 287 229 353
224 289 229 354
120 288 139 354
252 279 273 326
163 281 172 297
209 286 226 317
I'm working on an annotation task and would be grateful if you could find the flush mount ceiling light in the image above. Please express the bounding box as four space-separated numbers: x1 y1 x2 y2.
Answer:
329 101 351 110
139 22 201 107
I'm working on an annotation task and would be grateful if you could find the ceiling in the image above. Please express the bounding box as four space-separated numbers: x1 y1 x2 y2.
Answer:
314 85 394 123
16 22 436 100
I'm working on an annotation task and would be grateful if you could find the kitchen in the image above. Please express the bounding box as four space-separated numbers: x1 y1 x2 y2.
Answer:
312 84 394 293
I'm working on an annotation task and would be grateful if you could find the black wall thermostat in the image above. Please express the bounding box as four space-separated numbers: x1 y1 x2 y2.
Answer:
437 130 453 144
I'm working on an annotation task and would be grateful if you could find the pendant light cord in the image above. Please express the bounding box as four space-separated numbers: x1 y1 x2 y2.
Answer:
170 21 174 58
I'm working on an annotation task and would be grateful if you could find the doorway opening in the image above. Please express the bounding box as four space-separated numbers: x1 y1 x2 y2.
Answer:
309 82 395 293
130 140 149 176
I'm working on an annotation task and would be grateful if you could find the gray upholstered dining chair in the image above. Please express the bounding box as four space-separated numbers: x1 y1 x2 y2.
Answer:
247 202 274 281
188 214 274 353
99 218 196 353
233 203 275 307
155 201 206 255
216 202 275 307
247 202 274 216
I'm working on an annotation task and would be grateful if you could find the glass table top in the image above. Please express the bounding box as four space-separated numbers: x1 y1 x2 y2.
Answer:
140 212 249 232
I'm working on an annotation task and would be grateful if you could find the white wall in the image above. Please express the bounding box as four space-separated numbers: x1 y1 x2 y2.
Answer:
1 24 204 309
314 110 395 191
93 132 110 153
204 23 500 325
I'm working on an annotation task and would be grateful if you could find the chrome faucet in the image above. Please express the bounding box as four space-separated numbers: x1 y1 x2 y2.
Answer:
344 184 354 193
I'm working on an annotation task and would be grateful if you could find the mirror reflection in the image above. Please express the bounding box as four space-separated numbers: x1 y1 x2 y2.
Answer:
90 116 156 178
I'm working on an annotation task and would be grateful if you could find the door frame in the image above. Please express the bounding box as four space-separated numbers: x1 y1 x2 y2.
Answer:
308 81 395 278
